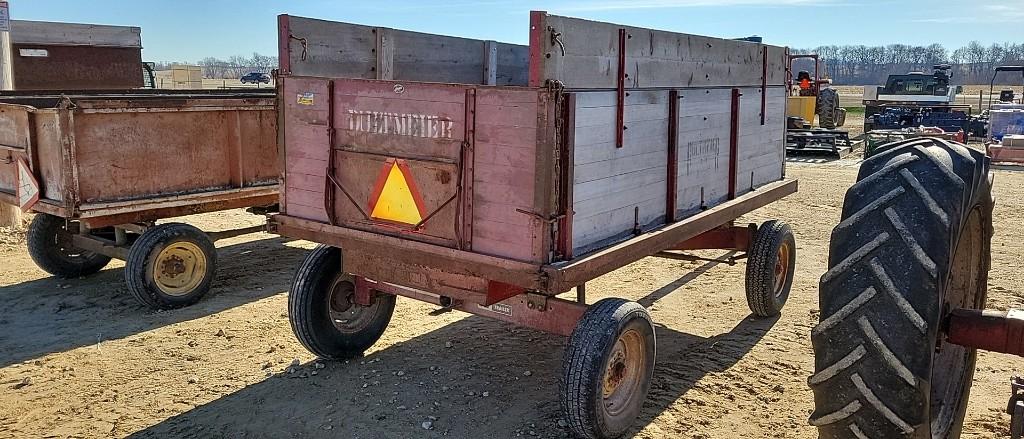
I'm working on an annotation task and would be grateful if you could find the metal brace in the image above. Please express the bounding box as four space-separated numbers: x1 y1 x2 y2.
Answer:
525 292 551 313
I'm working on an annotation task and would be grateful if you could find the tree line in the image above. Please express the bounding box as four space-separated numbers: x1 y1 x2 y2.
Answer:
152 53 279 79
793 42 1024 85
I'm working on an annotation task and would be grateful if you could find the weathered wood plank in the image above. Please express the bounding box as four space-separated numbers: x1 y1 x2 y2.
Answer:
533 13 787 89
11 20 142 47
283 16 528 85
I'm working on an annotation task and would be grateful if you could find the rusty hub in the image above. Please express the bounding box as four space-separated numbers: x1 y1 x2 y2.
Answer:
773 241 791 297
602 329 645 417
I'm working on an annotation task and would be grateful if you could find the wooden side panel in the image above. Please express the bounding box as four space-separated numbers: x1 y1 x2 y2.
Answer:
282 77 331 222
0 104 32 197
472 88 542 262
33 111 65 202
571 90 669 254
534 13 787 89
735 87 786 197
675 86 786 217
283 16 528 85
281 16 377 79
675 88 734 216
567 85 785 255
239 109 279 186
72 111 230 203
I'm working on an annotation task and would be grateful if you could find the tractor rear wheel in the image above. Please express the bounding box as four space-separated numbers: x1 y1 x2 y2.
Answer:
809 138 992 438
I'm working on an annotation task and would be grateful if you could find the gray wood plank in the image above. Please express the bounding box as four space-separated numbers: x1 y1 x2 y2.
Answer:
11 20 142 47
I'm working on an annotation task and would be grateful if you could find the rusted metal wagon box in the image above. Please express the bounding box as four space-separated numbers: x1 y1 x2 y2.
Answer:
0 90 277 309
273 12 797 438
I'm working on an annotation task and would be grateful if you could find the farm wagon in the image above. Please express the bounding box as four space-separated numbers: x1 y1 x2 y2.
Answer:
0 89 277 309
270 11 798 438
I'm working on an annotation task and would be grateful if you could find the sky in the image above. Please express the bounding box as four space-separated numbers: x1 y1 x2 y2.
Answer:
7 0 1024 62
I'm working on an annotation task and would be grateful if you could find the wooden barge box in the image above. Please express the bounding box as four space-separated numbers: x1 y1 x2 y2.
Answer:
272 12 797 438
0 89 278 310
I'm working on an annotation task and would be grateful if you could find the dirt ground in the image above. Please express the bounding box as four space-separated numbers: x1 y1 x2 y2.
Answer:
1 158 1022 439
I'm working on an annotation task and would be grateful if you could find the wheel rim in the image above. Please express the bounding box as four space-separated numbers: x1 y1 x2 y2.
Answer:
327 274 381 333
773 241 792 297
931 207 984 436
151 242 207 296
602 329 645 419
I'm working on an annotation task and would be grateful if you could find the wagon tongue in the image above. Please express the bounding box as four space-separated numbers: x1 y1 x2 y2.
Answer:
326 80 467 247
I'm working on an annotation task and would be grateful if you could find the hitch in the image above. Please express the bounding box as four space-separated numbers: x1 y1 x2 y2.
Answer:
946 309 1024 356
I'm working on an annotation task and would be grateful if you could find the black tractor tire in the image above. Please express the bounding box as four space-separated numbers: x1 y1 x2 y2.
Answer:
817 88 840 129
745 220 797 317
125 223 218 310
289 245 396 360
809 138 992 439
26 213 111 278
561 298 656 439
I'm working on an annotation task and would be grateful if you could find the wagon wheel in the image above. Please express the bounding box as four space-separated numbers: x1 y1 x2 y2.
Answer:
561 298 656 439
288 245 396 360
26 213 111 278
125 223 218 310
745 220 796 317
809 138 992 438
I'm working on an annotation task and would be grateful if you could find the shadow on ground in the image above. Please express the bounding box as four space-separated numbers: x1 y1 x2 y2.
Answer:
0 236 308 368
127 257 778 439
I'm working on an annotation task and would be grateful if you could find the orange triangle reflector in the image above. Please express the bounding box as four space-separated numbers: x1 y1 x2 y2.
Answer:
368 160 426 225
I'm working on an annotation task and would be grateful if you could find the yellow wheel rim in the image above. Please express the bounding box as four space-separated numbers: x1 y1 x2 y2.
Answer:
152 242 207 296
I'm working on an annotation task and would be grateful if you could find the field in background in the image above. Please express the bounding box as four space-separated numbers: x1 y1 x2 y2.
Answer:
153 70 275 90
835 84 1013 112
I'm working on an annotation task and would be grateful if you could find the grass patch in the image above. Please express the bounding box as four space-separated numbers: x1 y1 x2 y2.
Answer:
843 106 865 115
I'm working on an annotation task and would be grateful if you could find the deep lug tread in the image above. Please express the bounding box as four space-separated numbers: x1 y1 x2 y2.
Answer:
810 138 991 438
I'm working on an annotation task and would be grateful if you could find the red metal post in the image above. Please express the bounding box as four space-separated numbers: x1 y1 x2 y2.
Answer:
527 11 547 88
277 15 291 75
667 90 679 222
729 88 741 200
558 93 577 260
460 88 477 251
324 80 338 226
947 308 1024 357
760 46 767 126
616 28 627 149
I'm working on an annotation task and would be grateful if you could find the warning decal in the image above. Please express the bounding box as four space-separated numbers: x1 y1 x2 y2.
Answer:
16 159 40 212
367 159 426 225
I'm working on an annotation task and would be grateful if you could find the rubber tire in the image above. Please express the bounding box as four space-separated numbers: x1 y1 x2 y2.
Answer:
26 213 111 278
745 220 796 317
817 88 840 129
561 298 656 439
288 245 396 360
809 138 991 439
125 223 218 310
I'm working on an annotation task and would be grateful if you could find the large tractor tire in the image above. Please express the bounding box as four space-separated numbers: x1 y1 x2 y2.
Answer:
817 88 841 129
809 138 992 438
